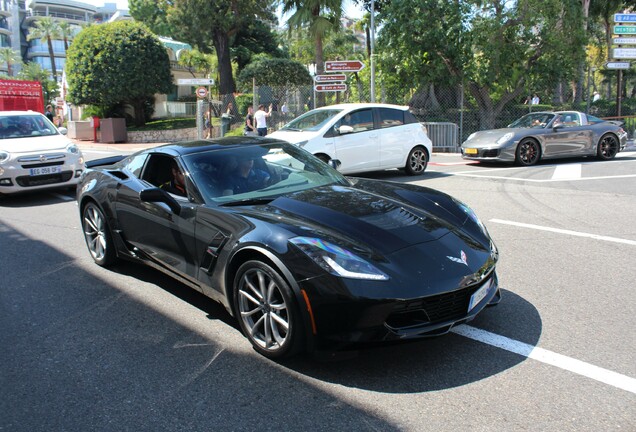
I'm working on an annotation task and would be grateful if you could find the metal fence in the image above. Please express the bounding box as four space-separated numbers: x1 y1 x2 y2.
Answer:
190 70 634 144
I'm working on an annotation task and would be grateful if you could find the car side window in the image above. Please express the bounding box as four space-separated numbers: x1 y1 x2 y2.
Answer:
378 108 404 129
124 153 149 178
337 109 374 133
561 113 580 127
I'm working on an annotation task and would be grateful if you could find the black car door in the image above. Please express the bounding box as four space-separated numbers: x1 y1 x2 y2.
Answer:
115 153 199 285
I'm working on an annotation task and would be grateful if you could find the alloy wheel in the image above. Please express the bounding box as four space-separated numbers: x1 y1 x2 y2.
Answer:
237 267 290 351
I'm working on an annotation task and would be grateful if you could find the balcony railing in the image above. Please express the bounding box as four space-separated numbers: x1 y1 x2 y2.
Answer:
29 10 90 22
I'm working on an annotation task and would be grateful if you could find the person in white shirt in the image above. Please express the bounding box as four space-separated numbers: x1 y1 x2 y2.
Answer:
531 94 540 105
254 103 272 136
592 91 600 102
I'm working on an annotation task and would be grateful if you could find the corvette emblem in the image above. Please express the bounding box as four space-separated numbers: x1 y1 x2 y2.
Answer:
447 250 468 266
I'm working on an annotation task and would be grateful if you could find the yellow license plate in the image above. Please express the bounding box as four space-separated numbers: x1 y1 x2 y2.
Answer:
464 148 478 155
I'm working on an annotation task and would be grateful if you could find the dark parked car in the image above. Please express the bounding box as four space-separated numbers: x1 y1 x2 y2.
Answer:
461 111 627 166
78 137 500 359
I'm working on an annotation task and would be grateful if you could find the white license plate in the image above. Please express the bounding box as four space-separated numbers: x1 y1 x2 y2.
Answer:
30 166 62 176
468 281 491 311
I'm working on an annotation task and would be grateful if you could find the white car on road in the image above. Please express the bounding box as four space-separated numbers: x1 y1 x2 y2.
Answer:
0 111 84 195
269 103 432 175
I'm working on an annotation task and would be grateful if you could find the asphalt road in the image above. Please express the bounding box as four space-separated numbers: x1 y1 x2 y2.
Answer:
1 149 635 431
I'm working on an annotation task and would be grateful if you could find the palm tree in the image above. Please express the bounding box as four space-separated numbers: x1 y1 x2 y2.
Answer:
57 20 75 51
27 17 61 80
282 0 343 105
0 47 22 76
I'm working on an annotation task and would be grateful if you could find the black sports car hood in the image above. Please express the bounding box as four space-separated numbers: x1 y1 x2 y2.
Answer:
239 179 490 256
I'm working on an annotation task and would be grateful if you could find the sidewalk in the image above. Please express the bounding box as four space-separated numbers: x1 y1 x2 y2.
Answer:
72 138 165 152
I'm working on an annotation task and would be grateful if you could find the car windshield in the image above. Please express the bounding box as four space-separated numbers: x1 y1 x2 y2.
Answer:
279 109 343 132
508 113 555 129
182 142 350 205
0 114 59 139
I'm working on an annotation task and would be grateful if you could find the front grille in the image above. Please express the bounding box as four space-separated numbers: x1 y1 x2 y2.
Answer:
16 171 73 187
386 277 490 329
20 161 65 169
482 149 499 158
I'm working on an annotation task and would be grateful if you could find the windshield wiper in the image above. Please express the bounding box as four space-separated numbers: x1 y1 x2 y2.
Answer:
219 197 275 207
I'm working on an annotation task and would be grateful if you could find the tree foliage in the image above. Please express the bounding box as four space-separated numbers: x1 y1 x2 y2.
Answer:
378 0 586 128
65 21 173 126
27 17 61 79
129 0 276 96
237 57 312 89
17 62 59 104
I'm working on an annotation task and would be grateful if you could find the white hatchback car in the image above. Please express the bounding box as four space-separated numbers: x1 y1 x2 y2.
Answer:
268 103 432 175
0 111 85 195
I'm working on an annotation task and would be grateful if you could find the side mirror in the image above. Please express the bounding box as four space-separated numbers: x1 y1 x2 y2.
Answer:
140 188 182 215
329 159 342 170
58 127 68 135
338 125 354 135
552 122 564 130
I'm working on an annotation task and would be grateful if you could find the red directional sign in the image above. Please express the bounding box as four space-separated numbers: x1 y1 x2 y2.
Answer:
314 74 347 82
314 84 347 92
325 60 365 73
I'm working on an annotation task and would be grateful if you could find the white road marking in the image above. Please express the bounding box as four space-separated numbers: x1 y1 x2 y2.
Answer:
551 163 581 180
452 325 636 394
489 219 636 246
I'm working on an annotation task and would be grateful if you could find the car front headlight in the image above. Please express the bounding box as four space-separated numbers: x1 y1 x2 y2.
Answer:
290 237 389 280
466 132 476 141
66 143 80 154
0 150 9 163
453 198 489 237
496 132 514 145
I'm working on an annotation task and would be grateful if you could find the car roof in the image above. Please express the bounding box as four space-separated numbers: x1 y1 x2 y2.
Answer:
149 136 289 156
313 103 410 111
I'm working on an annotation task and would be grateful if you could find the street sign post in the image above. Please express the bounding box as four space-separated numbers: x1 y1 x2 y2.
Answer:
613 37 636 44
612 48 636 58
178 78 215 86
615 13 636 22
614 25 636 34
314 74 347 82
324 61 365 73
606 62 631 69
314 84 347 92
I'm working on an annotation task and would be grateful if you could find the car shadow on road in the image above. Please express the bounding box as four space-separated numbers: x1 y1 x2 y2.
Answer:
118 257 542 394
0 188 76 207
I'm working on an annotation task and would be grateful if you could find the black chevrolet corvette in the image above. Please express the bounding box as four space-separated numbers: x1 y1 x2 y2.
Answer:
78 137 501 359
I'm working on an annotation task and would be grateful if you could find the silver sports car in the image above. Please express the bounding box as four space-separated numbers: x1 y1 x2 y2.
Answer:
461 111 627 166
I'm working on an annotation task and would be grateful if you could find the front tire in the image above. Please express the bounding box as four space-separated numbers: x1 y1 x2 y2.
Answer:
234 260 303 359
597 134 619 161
516 139 541 166
405 146 428 175
82 202 117 267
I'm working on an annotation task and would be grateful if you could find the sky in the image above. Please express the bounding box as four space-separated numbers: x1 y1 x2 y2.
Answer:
81 0 365 22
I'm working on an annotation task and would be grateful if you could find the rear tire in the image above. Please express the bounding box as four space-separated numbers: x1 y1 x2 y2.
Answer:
82 202 117 267
405 146 428 175
597 134 619 161
234 260 303 359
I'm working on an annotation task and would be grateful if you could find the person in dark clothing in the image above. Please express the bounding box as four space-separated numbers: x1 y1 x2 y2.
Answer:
221 156 270 195
160 160 187 196
45 105 54 123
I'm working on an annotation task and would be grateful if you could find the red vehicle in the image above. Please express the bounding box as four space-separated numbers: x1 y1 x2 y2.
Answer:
0 79 45 113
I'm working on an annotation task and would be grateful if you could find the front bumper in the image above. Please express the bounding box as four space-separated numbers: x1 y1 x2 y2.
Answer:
0 153 84 194
301 270 500 350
